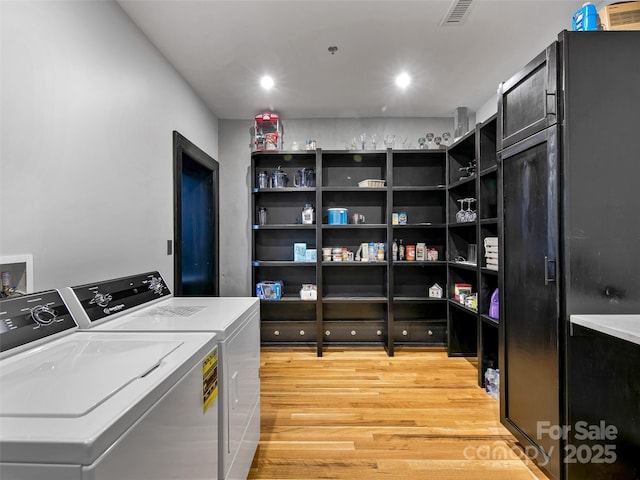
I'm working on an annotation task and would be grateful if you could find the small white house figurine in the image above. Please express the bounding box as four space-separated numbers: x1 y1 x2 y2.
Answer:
429 283 443 298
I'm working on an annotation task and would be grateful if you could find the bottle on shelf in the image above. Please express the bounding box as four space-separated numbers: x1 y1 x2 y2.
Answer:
399 239 405 261
392 239 398 261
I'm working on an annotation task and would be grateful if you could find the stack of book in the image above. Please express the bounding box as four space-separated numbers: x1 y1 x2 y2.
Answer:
484 237 498 271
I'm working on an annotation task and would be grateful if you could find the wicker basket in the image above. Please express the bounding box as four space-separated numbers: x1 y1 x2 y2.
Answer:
358 179 385 188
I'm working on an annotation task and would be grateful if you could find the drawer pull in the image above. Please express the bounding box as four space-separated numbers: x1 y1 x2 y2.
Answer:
427 330 433 336
325 330 331 336
376 330 382 336
274 330 280 336
402 330 408 336
350 330 357 336
299 330 305 336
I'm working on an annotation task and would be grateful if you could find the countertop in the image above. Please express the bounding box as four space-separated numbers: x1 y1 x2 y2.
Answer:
570 314 640 346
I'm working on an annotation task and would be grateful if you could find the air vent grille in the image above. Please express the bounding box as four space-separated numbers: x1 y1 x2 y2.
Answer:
440 0 473 26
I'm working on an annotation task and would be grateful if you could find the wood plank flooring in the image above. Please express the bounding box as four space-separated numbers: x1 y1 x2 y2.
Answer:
248 347 549 480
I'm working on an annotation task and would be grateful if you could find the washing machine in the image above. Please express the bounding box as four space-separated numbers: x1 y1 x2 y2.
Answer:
0 289 219 480
60 271 260 480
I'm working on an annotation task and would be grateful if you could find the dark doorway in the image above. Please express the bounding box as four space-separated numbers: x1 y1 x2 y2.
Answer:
173 131 219 296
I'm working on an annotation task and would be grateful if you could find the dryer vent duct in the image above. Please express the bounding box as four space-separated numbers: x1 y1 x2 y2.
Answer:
440 0 474 26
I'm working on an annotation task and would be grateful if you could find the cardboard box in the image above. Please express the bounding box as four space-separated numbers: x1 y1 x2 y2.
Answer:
454 283 472 302
293 243 307 262
599 2 640 30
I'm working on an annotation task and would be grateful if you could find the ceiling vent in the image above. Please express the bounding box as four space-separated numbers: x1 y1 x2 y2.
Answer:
440 0 474 26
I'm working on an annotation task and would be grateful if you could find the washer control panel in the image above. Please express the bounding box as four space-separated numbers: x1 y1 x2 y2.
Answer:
0 290 77 353
70 271 170 323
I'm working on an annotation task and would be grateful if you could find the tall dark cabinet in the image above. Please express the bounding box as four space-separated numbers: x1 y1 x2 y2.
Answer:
498 31 640 480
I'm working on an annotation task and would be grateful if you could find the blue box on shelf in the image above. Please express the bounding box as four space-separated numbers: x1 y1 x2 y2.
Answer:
294 243 307 262
256 281 283 300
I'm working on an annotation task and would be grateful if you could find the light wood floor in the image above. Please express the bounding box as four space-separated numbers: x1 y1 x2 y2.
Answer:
248 347 549 480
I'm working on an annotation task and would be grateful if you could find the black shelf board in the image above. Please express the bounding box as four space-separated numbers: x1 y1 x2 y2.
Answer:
322 186 387 192
393 296 447 303
393 261 447 267
322 296 388 303
392 185 446 191
260 297 317 303
479 218 498 225
322 261 388 266
251 150 316 156
322 224 387 229
481 314 500 326
320 149 385 154
448 175 476 189
253 261 316 267
448 299 479 315
252 187 316 193
448 261 478 271
479 165 498 176
252 224 316 230
448 221 477 228
481 267 499 275
392 223 446 229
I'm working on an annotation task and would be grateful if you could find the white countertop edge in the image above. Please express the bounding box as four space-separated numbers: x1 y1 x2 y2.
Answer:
570 314 640 346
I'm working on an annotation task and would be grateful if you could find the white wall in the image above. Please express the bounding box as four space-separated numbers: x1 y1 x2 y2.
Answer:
218 117 454 296
476 94 498 124
0 0 219 292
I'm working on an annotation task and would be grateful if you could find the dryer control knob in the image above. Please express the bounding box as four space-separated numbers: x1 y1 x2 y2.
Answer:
148 276 165 295
90 292 112 308
31 305 56 326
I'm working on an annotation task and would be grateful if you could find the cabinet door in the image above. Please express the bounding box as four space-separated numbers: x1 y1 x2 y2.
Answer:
499 126 561 479
498 42 558 150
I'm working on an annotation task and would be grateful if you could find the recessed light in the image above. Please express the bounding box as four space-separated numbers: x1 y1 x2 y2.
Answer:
260 75 274 90
395 72 411 89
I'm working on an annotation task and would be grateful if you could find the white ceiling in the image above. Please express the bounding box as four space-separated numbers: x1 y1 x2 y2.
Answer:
117 0 600 120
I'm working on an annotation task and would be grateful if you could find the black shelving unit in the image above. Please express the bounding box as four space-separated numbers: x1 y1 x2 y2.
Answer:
391 150 448 355
251 148 450 356
445 115 499 383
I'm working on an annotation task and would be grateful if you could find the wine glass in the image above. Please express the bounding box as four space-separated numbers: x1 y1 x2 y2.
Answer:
442 132 451 146
456 199 466 223
359 133 367 150
465 198 477 222
418 137 426 149
434 136 442 149
426 132 434 149
370 134 377 150
384 134 395 149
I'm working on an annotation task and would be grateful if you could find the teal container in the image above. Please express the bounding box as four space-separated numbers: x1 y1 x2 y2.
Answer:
572 3 598 31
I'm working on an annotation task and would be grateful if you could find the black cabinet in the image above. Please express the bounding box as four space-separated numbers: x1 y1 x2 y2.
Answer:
497 42 558 150
498 31 640 480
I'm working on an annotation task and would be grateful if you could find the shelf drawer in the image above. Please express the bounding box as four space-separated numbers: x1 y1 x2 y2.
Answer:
394 321 447 344
261 321 316 343
322 320 385 343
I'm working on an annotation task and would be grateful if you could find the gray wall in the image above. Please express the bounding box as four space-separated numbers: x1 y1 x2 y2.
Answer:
218 117 455 296
0 0 219 292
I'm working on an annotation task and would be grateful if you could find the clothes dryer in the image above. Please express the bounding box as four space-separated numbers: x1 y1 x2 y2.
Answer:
0 290 219 480
60 272 260 480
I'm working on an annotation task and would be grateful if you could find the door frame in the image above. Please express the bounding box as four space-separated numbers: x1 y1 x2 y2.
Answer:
173 131 220 296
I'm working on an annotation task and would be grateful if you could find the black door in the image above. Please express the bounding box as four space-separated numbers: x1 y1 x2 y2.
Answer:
497 42 558 150
499 126 561 479
173 132 219 296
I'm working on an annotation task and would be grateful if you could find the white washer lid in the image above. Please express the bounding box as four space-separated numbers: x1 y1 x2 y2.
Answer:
0 330 217 465
90 297 258 339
